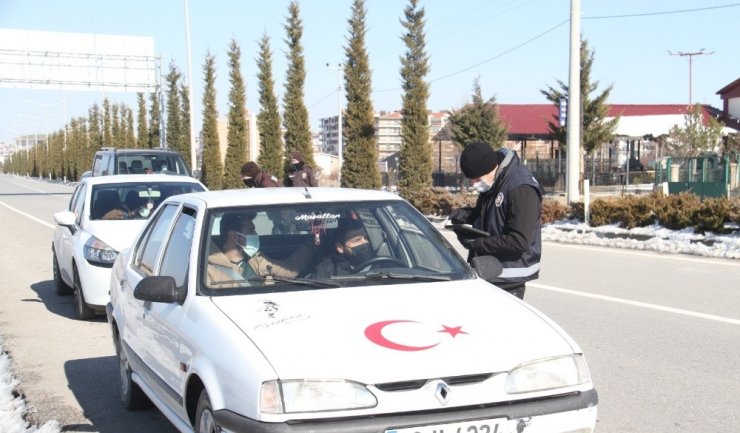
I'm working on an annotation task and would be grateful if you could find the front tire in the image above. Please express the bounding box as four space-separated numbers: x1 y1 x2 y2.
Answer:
194 390 219 433
52 248 73 296
73 266 96 320
116 334 151 410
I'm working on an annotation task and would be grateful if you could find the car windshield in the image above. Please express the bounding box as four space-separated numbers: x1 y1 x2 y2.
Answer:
200 200 473 295
117 153 190 176
90 182 204 220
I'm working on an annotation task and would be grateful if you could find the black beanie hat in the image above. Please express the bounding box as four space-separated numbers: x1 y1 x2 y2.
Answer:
460 141 501 178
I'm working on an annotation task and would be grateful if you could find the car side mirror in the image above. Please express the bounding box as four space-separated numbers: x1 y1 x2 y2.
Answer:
133 276 185 304
470 255 503 281
192 169 202 180
54 211 76 227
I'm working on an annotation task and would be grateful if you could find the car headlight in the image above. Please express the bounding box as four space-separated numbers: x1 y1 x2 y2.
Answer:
505 354 591 394
260 380 377 414
84 236 118 265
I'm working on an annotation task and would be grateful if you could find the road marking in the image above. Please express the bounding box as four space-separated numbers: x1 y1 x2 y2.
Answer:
544 241 740 267
529 282 740 326
0 201 55 229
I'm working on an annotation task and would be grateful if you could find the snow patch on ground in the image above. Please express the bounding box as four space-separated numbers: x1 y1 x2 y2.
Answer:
0 338 60 433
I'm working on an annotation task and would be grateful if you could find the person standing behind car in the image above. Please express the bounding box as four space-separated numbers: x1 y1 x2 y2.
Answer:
449 141 543 300
241 161 281 188
287 151 319 187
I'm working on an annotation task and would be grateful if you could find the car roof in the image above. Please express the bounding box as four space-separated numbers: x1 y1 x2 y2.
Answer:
81 173 204 186
99 148 180 155
172 187 403 208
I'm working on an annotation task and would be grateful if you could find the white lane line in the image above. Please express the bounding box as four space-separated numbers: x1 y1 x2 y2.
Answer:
544 241 740 267
0 201 55 229
529 282 740 326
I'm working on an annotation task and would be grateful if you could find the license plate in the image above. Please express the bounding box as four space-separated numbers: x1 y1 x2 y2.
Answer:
386 418 509 433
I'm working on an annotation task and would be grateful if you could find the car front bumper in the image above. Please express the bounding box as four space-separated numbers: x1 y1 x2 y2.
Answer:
76 258 113 309
214 388 598 433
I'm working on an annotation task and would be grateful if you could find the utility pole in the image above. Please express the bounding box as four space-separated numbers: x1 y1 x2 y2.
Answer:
669 49 714 106
184 0 197 173
327 63 343 185
566 0 581 204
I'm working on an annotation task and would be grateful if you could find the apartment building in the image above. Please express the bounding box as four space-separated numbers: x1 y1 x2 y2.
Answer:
318 110 451 162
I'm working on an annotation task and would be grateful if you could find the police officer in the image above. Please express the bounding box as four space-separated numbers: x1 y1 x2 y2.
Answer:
450 141 543 299
241 161 281 188
287 151 319 187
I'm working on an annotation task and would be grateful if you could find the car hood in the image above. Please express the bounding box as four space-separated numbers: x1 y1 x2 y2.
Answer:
210 280 576 384
87 220 148 252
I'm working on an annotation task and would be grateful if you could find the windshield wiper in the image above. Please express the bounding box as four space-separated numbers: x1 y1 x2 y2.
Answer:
363 271 452 281
247 275 340 288
209 279 248 286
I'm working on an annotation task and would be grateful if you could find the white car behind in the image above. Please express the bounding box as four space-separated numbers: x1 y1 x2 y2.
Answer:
107 188 598 433
52 174 206 320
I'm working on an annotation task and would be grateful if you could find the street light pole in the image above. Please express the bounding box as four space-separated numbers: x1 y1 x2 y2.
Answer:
327 63 343 186
184 0 198 174
669 49 714 106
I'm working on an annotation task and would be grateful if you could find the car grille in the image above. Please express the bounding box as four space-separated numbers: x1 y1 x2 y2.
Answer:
375 373 493 392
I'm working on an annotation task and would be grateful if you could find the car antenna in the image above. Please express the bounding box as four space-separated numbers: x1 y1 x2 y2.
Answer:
303 187 312 199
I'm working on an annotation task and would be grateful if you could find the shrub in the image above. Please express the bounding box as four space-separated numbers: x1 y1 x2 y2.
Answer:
693 197 732 233
404 187 476 216
653 192 701 230
541 198 568 224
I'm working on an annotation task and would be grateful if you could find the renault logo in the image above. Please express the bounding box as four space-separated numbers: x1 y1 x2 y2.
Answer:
434 381 450 405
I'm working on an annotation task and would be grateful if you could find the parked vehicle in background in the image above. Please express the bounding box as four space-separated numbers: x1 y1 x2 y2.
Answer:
52 174 206 320
90 147 197 178
107 187 598 433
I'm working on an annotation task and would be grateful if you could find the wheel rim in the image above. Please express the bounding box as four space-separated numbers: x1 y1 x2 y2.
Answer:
198 409 216 433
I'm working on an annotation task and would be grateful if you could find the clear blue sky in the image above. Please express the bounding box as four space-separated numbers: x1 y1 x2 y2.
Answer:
1 0 738 146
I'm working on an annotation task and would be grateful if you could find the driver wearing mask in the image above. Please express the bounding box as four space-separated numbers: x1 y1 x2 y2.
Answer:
207 212 313 285
311 218 374 279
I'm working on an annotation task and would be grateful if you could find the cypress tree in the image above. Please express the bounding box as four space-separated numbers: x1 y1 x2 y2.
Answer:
165 61 183 153
201 52 224 190
282 0 314 179
256 33 284 178
149 89 161 148
136 93 148 149
398 0 432 198
87 104 103 161
103 98 112 146
180 83 193 168
111 104 122 148
342 0 381 189
224 38 249 189
124 105 136 148
448 77 508 148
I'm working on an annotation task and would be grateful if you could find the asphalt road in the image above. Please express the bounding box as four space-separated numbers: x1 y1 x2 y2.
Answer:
1 173 739 433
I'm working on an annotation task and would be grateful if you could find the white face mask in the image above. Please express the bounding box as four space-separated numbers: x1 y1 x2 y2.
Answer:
236 232 260 257
473 180 492 193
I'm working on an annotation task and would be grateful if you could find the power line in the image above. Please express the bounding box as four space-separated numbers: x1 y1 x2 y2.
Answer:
583 3 740 20
373 18 569 93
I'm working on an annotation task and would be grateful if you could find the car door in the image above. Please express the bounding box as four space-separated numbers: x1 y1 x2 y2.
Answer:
57 182 87 284
119 203 180 398
142 206 198 414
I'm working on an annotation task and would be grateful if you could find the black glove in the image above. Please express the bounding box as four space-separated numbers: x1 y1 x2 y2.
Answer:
449 207 472 224
459 237 479 251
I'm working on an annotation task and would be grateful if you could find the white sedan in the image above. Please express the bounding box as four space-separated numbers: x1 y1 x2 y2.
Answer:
52 174 206 320
107 188 598 433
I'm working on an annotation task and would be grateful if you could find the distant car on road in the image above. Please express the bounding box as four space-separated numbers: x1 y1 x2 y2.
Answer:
107 187 598 433
87 147 198 179
52 174 206 320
